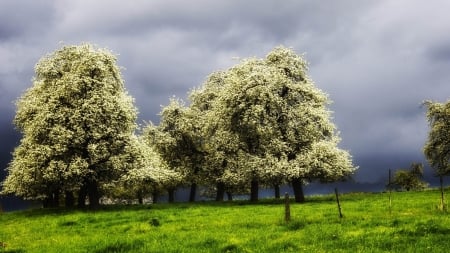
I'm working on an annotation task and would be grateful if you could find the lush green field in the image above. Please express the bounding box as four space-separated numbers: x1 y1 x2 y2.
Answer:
1 190 450 252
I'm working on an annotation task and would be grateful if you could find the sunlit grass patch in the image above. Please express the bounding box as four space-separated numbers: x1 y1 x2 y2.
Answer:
1 190 450 252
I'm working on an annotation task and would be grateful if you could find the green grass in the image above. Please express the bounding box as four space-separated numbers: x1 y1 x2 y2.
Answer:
1 190 450 252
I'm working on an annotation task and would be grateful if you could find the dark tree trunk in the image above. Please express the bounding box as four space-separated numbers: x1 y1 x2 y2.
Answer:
77 184 88 208
137 191 143 204
189 183 197 202
87 181 100 209
226 192 233 201
152 192 159 204
53 190 60 207
250 179 259 202
65 191 75 208
292 178 305 203
168 188 175 203
43 190 59 208
274 184 280 199
43 197 51 208
216 182 225 201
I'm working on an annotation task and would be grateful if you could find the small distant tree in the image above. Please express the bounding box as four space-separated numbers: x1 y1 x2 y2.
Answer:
1 44 138 208
392 163 428 191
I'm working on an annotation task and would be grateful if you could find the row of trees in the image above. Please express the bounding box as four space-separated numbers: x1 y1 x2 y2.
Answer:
1 43 448 208
145 48 357 203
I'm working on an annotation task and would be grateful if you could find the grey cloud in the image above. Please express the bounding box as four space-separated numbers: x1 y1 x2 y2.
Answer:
426 39 450 64
0 0 56 41
0 123 20 180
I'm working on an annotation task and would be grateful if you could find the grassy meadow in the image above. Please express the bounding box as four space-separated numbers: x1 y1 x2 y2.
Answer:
1 190 450 252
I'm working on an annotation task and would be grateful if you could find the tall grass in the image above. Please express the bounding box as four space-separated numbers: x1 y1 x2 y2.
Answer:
1 190 449 252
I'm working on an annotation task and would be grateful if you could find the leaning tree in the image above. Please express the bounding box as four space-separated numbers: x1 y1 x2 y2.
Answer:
424 100 450 209
1 44 138 208
197 46 356 202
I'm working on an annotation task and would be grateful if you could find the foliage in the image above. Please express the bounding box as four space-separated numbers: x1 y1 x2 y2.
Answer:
391 163 428 191
143 100 204 194
1 191 450 252
424 100 450 176
1 44 138 207
106 135 183 202
190 46 356 201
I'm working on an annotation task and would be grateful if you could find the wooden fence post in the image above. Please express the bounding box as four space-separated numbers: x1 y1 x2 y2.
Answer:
439 175 446 211
335 188 343 219
284 192 291 223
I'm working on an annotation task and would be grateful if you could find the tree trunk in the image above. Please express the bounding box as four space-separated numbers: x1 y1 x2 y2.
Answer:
250 179 259 202
274 184 280 199
152 192 159 204
168 188 175 203
53 190 60 207
226 192 233 201
216 182 225 201
137 191 143 204
43 197 51 208
189 183 197 202
44 190 60 208
65 191 75 208
77 184 88 208
87 181 100 209
292 178 305 203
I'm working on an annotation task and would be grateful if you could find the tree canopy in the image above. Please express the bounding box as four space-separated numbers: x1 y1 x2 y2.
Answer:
109 135 183 204
188 46 357 202
424 100 450 176
1 44 138 208
2 44 357 206
142 102 203 202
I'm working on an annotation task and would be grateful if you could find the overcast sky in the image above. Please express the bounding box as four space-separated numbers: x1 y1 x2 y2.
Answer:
1 0 449 184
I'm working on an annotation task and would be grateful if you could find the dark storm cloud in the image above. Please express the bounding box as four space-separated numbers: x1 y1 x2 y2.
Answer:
1 0 450 184
0 122 20 180
355 151 430 183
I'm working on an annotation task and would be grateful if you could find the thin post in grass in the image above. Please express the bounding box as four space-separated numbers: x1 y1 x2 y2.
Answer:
334 188 343 219
284 192 291 223
388 169 392 214
439 175 446 211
